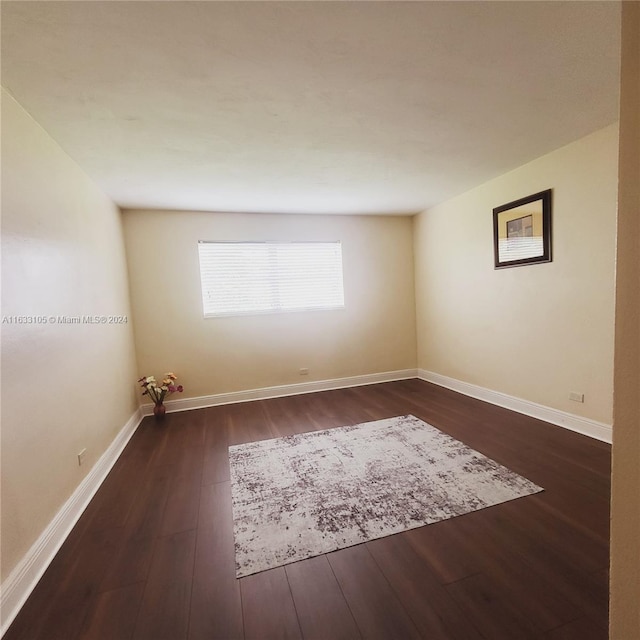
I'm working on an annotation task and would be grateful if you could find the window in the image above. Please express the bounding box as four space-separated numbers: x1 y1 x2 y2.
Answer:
198 241 345 317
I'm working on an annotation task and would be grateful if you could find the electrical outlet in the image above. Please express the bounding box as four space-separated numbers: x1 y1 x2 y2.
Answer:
299 368 309 376
77 448 87 466
569 392 584 403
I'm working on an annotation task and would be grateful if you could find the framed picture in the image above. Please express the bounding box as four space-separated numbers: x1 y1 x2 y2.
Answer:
493 189 552 269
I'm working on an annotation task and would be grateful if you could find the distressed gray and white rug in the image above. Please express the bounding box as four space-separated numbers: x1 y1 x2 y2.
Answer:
229 414 542 577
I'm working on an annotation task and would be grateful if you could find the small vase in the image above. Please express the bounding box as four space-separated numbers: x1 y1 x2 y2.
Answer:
153 403 166 420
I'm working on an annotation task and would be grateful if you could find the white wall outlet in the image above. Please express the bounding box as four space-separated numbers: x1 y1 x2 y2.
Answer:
77 448 87 466
569 392 584 403
299 368 309 376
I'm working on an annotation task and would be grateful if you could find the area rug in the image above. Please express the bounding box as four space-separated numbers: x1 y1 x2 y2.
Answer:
229 414 543 577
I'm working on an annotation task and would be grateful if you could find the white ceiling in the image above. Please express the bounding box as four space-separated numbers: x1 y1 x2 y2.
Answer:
1 1 621 215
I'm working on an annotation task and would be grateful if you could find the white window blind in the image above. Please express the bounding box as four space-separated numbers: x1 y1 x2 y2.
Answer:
498 237 544 262
198 241 345 317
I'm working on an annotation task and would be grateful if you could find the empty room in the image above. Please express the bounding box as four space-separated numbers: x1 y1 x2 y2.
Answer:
1 2 638 640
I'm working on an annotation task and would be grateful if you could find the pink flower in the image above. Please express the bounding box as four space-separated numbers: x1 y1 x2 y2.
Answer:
177 385 183 392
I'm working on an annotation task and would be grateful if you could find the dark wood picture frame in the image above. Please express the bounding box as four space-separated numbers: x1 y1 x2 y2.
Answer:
493 189 552 269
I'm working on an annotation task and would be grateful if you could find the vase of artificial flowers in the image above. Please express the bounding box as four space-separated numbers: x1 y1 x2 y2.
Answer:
138 373 184 420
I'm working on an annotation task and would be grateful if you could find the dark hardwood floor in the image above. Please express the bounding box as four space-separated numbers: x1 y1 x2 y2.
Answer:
5 379 611 640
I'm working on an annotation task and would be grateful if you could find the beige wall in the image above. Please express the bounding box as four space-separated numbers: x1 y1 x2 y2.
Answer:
610 2 640 638
122 210 417 399
0 91 139 583
414 124 618 424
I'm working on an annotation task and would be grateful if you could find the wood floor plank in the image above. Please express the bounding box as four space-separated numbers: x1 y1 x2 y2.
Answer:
84 453 151 532
489 501 609 625
366 533 485 640
499 495 609 569
202 411 232 484
403 517 484 584
3 528 124 640
262 396 319 438
123 464 173 541
227 400 274 446
441 507 584 632
77 582 146 640
240 567 302 640
132 530 197 640
446 572 544 639
189 482 243 640
100 533 157 592
328 544 422 639
160 470 202 536
285 555 362 640
539 616 608 640
301 390 351 430
163 410 206 449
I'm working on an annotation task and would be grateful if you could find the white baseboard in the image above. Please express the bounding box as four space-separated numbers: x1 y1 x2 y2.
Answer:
418 369 612 443
0 408 143 637
141 369 419 415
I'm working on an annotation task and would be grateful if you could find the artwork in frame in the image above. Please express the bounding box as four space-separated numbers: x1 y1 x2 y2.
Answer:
493 189 552 269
